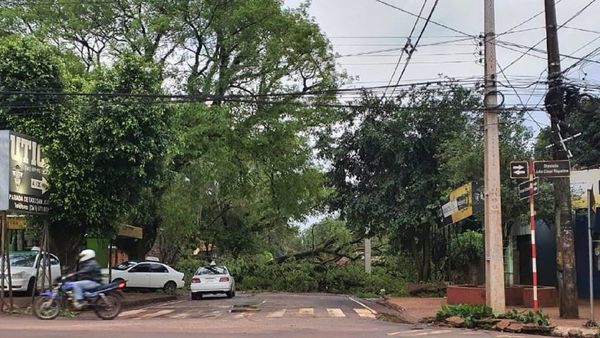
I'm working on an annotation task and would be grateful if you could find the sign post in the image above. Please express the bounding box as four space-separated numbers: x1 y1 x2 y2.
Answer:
528 160 539 313
512 159 574 313
588 188 596 323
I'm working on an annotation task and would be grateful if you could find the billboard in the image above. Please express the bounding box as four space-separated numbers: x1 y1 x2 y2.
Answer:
0 131 49 214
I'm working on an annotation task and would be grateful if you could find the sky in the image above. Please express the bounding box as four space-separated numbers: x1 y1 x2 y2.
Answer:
284 0 600 228
284 0 600 129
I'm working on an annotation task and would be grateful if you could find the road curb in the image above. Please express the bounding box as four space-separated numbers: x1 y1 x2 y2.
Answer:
375 298 417 324
122 294 177 309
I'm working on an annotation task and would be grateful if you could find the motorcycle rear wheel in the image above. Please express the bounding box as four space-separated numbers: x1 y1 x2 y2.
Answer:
33 296 60 320
94 293 122 320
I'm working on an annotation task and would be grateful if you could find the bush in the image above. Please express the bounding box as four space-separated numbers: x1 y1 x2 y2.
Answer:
500 309 550 327
176 256 202 287
437 305 551 328
449 231 483 268
436 304 493 328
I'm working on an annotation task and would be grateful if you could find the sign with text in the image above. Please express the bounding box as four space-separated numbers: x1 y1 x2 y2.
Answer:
118 224 143 239
518 178 539 200
0 131 49 214
440 182 476 225
533 160 571 178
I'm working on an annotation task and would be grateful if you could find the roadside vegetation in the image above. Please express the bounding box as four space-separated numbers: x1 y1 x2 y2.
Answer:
0 0 599 299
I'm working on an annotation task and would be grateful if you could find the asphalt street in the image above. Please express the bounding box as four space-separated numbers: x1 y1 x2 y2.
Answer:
0 293 548 338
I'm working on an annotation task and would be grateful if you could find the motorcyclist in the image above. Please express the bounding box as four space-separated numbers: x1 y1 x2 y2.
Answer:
69 249 102 310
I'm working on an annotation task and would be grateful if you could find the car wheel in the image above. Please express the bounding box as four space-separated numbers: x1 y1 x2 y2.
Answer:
26 277 36 296
226 290 234 298
191 292 202 300
163 281 177 295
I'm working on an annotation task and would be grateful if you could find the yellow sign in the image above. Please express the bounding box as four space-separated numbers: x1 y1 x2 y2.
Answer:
7 216 26 230
450 182 473 223
571 169 600 210
118 224 143 239
441 182 474 225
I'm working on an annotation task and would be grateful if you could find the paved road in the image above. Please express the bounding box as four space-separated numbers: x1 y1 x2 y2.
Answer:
0 293 547 338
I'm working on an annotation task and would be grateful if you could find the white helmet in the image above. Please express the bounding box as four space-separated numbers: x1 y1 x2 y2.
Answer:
79 249 96 263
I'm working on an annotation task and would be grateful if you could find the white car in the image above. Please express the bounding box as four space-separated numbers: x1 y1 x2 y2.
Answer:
101 261 185 294
4 249 61 294
190 265 235 300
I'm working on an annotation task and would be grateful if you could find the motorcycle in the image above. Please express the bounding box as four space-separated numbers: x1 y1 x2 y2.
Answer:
33 276 126 320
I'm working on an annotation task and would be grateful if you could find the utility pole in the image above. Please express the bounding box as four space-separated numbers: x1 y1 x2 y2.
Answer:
544 0 579 319
483 0 506 313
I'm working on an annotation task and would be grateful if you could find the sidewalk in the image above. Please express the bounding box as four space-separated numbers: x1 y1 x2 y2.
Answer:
383 296 600 337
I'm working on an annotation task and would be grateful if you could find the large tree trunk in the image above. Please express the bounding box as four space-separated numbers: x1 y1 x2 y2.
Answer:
49 223 84 272
414 224 432 281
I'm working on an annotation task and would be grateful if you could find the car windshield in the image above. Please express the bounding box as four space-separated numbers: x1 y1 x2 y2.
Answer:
114 262 137 270
9 252 37 267
196 266 227 275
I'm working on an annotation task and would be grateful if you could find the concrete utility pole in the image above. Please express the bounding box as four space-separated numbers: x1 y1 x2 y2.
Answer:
483 0 506 313
364 237 372 274
544 0 579 319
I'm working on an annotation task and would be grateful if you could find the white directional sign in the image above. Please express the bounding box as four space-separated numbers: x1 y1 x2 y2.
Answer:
510 161 529 179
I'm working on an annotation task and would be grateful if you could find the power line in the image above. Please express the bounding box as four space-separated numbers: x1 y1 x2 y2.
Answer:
497 61 546 130
497 0 564 37
383 0 429 97
500 0 599 73
373 0 474 37
337 52 475 57
336 37 474 58
562 44 600 74
497 40 600 66
390 0 441 96
562 26 600 35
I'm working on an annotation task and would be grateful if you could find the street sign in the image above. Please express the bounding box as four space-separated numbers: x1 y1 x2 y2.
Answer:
510 161 529 179
518 178 539 200
533 160 570 178
0 131 49 214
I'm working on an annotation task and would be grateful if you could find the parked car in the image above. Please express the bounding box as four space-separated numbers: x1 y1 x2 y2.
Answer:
4 249 61 294
101 261 185 294
190 265 235 300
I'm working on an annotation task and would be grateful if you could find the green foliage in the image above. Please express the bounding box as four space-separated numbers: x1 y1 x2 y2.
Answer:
437 305 551 328
175 256 203 287
381 252 419 282
224 258 405 297
500 309 550 327
436 304 494 328
448 231 483 268
322 84 480 280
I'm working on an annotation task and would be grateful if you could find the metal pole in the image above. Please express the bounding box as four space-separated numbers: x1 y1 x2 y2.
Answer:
588 189 595 322
364 237 372 274
4 213 13 311
529 161 539 312
44 223 51 290
483 0 506 313
0 213 5 311
109 241 113 283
